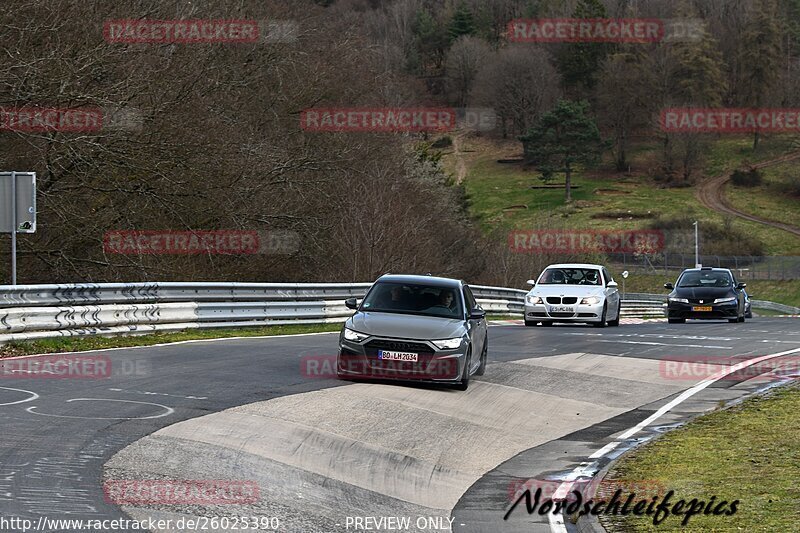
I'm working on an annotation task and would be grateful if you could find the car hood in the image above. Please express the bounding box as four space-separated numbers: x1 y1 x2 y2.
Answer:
348 312 465 340
529 285 605 298
672 286 736 299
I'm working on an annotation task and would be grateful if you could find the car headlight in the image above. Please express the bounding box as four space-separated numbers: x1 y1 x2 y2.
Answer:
580 296 601 305
526 295 543 304
669 297 689 303
343 328 369 342
432 337 464 350
714 297 736 304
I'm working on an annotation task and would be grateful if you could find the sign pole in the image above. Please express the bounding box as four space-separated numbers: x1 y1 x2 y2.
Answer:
10 171 16 286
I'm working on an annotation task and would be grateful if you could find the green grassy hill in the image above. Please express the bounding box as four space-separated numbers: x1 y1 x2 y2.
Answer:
441 134 800 305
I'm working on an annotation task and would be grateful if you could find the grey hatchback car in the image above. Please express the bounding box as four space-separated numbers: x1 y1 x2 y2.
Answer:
338 274 488 390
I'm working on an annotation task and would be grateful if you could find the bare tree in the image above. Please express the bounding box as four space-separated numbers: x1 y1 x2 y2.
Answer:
444 35 491 107
471 45 561 138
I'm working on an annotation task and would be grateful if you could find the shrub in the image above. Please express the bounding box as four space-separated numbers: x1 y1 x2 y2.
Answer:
431 135 453 148
730 168 762 187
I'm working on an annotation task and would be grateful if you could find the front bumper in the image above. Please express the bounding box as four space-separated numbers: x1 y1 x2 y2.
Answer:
338 335 465 383
667 301 739 320
524 302 604 323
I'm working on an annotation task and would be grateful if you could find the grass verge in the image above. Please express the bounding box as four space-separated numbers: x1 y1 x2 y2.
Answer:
0 323 343 358
600 383 800 532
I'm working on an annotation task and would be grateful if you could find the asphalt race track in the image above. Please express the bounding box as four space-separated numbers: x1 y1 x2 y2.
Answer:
1 319 799 533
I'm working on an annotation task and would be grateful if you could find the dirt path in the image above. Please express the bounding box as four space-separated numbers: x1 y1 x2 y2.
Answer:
695 151 800 238
452 132 467 185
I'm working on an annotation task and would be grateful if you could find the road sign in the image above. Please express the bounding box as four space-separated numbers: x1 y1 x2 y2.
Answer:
0 171 36 285
0 172 36 233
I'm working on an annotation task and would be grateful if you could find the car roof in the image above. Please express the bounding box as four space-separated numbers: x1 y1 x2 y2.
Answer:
376 274 463 288
543 263 604 269
679 267 732 274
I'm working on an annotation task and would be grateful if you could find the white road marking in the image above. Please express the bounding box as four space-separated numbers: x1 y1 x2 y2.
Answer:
108 387 207 400
595 340 732 349
547 346 800 533
567 333 739 341
0 386 39 406
26 398 175 420
0 331 338 360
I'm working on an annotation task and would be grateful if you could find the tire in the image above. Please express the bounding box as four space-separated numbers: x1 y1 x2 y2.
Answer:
524 319 536 327
454 348 471 391
592 304 607 328
607 303 621 327
539 321 553 327
668 318 685 324
475 336 487 376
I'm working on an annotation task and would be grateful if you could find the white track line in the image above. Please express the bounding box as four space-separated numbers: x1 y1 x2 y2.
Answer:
0 330 338 360
547 346 800 533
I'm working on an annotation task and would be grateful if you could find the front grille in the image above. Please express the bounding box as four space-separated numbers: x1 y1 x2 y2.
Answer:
528 312 546 317
689 299 711 304
364 339 433 355
578 313 596 317
340 347 360 356
549 312 575 317
546 297 578 304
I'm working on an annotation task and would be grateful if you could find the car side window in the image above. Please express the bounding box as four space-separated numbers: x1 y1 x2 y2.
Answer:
463 286 477 313
603 268 612 285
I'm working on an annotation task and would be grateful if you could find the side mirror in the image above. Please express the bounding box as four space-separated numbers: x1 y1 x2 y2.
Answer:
345 298 359 310
469 308 486 320
526 279 537 286
736 282 747 290
664 282 674 290
607 281 618 288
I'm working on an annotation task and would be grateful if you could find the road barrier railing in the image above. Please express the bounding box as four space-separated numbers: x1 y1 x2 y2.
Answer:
0 283 794 344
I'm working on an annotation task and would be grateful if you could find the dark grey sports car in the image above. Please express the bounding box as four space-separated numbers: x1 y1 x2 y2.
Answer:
338 274 488 390
665 267 747 324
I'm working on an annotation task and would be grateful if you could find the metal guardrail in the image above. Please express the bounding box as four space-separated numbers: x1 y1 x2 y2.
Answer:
0 284 794 344
0 282 525 344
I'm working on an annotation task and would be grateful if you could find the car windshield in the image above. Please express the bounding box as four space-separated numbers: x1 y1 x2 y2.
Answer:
538 268 602 286
360 282 463 319
678 271 733 288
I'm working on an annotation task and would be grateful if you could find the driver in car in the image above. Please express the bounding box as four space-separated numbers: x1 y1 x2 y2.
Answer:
426 289 455 312
582 270 600 285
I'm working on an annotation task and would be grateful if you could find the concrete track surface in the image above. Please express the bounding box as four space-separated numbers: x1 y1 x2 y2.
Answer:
1 320 799 532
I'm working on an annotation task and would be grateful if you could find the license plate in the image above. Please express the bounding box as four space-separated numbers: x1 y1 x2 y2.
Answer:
550 306 575 313
378 350 418 362
692 306 713 312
